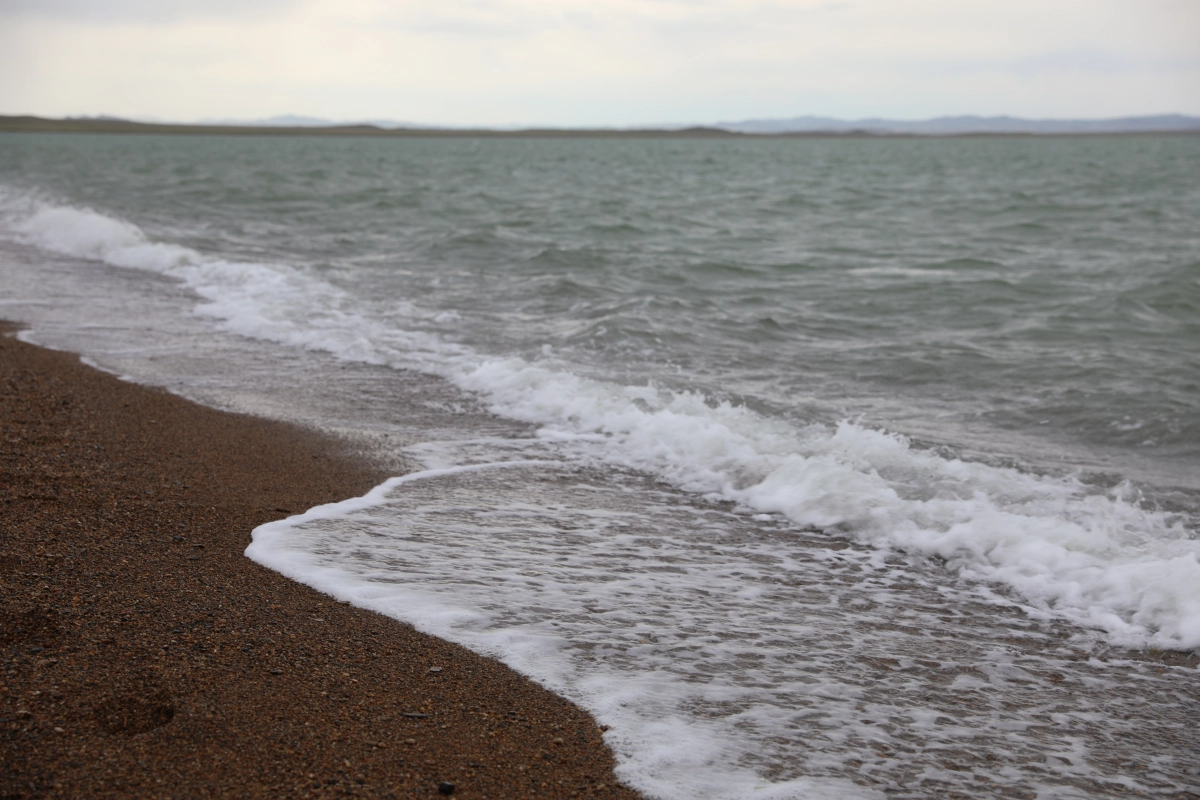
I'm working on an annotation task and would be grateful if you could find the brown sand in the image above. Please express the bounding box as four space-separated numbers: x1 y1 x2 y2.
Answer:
0 325 644 799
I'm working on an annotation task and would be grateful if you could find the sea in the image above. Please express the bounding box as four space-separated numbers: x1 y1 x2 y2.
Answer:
1 132 1198 799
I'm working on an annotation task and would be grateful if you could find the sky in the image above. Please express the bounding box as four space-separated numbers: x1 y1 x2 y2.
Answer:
1 0 1197 127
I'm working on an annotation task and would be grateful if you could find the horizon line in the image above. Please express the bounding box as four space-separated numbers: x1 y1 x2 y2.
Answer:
3 112 1200 139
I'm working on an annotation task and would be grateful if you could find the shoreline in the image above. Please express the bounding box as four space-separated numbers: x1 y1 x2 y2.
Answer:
3 115 1199 139
0 323 642 799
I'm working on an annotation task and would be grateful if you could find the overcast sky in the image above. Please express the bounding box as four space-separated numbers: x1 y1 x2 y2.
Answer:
1 0 1197 126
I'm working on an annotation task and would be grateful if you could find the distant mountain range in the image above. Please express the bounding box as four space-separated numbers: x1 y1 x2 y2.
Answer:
16 112 1199 137
190 113 1200 135
716 114 1200 135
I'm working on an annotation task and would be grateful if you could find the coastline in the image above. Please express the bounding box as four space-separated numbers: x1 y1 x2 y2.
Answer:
0 323 642 799
4 115 1197 139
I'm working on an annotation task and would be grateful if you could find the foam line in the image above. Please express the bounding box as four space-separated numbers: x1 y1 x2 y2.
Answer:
7 191 1198 650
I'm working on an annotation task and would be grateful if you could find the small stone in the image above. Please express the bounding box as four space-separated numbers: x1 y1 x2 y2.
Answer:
437 781 455 795
428 666 442 673
401 712 430 719
268 668 283 675
53 726 64 733
405 738 416 745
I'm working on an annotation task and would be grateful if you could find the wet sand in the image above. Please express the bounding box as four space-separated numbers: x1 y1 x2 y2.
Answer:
0 324 643 799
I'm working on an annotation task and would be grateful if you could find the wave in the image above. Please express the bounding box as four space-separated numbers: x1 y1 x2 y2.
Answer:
5 191 1199 651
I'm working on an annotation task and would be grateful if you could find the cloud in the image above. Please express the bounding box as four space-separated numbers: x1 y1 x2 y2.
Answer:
354 0 854 39
0 0 1197 124
0 0 297 24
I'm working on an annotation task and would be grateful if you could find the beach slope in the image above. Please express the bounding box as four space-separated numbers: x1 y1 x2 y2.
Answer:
0 325 640 799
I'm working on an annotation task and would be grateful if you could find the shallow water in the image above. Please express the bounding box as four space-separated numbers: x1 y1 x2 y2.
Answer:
1 132 1198 798
253 461 1200 798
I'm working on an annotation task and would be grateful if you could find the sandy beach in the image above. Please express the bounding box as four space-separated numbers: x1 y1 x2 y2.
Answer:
0 323 643 799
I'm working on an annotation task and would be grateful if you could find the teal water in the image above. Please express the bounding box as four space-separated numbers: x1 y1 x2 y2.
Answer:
2 133 1199 798
4 134 1197 489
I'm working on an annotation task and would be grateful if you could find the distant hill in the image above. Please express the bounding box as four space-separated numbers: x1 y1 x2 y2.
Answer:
718 114 1200 135
179 113 1200 135
0 115 743 138
4 113 1199 138
198 114 425 129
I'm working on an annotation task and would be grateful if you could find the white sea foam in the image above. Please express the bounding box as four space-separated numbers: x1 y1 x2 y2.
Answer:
246 463 884 799
6 194 1199 652
452 361 1200 650
247 462 1197 798
18 204 194 270
8 198 461 368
